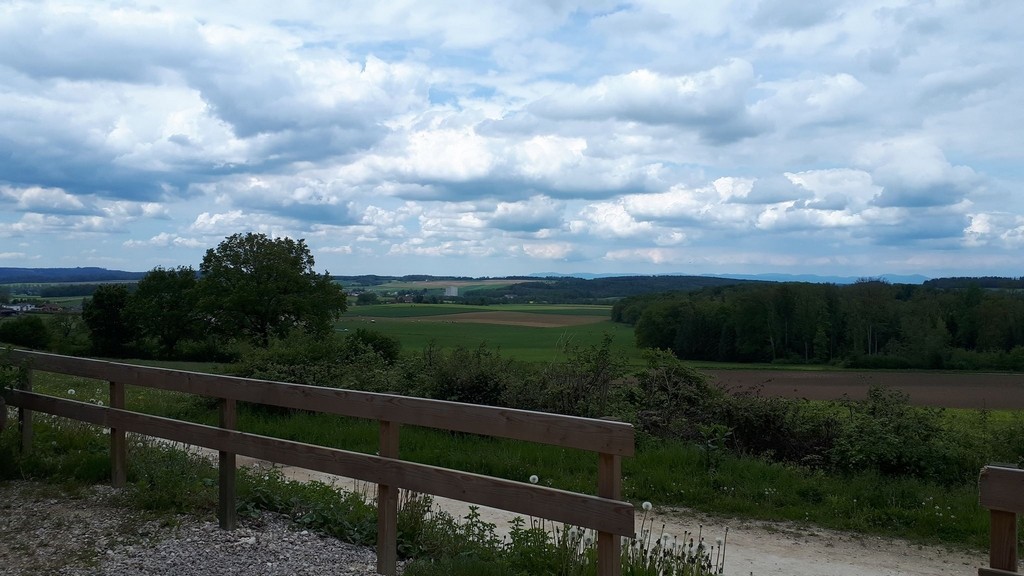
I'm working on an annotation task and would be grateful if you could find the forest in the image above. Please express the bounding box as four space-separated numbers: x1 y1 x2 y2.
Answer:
612 279 1024 370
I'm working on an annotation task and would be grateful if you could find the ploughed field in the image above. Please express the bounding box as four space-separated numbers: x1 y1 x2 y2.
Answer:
708 369 1024 409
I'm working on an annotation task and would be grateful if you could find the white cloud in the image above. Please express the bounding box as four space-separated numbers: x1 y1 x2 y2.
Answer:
531 60 765 143
0 185 90 214
854 136 979 207
0 1 1021 277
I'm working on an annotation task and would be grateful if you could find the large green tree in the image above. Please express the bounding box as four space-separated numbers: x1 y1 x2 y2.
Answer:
198 233 347 345
81 284 135 356
127 266 202 357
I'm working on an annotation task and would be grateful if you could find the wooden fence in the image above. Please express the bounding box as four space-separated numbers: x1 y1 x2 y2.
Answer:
2 349 635 576
979 465 1024 575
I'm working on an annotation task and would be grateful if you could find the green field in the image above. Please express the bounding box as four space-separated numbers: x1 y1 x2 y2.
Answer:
344 303 612 318
339 304 635 363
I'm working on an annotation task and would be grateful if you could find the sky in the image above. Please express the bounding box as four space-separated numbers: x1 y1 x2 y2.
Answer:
1 1 1022 278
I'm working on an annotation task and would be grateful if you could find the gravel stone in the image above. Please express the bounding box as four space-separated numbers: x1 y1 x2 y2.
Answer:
0 481 399 576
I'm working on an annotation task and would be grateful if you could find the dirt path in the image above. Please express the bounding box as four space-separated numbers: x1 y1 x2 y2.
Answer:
194 447 994 576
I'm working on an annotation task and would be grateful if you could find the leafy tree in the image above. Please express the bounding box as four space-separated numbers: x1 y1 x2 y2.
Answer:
81 284 136 356
356 292 380 305
198 233 347 346
0 315 51 349
346 328 401 364
127 266 202 357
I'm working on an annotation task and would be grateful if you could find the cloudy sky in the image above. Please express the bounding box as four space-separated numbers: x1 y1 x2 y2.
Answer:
1 1 1021 278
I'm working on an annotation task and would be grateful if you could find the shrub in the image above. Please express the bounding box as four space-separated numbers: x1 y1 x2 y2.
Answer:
0 315 52 350
830 386 968 481
410 343 518 406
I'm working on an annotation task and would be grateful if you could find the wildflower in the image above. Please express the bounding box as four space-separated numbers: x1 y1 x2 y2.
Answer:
642 501 652 511
529 475 539 484
67 389 76 396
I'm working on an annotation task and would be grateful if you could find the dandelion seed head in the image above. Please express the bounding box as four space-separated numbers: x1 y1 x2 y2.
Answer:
642 501 652 511
529 475 539 484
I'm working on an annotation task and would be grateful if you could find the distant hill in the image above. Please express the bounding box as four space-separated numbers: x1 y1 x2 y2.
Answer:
0 267 145 284
705 273 930 285
459 275 758 302
532 272 929 284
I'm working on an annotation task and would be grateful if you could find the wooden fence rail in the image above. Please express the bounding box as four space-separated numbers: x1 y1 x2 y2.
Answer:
979 465 1024 575
3 350 635 576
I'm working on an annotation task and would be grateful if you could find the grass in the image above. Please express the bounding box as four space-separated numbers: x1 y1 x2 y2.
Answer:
337 317 640 364
7 368 1007 552
344 303 612 318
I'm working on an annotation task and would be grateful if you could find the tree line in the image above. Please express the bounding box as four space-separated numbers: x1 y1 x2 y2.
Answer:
48 233 347 360
612 280 1024 370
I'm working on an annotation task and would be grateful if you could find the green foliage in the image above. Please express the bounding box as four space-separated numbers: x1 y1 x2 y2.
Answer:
628 349 721 440
411 342 519 405
126 266 202 357
355 291 380 305
347 328 402 364
831 387 968 481
47 313 90 355
0 315 51 349
617 280 1024 371
198 232 347 346
81 284 136 356
530 333 627 418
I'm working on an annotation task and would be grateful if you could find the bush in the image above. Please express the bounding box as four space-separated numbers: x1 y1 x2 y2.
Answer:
410 343 518 406
346 328 402 365
0 315 52 349
830 387 970 482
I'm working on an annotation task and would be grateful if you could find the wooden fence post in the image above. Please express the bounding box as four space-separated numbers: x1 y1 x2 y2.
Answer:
18 368 32 454
219 398 237 530
598 451 622 576
989 509 1018 573
376 420 400 576
109 381 127 488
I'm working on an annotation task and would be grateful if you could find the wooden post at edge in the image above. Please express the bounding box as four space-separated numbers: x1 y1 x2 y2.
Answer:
376 420 400 576
989 509 1019 573
598 451 623 576
219 398 237 530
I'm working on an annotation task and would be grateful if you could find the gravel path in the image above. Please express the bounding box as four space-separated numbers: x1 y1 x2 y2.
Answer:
0 481 388 576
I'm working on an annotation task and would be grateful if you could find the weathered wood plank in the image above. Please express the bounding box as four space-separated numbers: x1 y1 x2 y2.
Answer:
8 390 635 536
219 398 237 530
109 381 126 488
980 466 1024 513
598 453 623 576
18 369 32 454
9 350 633 456
376 421 400 576
989 510 1019 572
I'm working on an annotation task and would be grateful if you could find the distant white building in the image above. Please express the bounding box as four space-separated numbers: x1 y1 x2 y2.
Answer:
444 286 458 297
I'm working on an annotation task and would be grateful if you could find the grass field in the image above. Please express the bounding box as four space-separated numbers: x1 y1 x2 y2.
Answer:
338 303 634 363
364 279 529 293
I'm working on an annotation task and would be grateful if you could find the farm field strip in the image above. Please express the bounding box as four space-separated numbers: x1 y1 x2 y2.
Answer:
344 303 612 318
708 368 1024 409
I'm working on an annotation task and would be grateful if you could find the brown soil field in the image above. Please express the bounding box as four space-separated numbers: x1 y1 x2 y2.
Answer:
707 369 1024 409
407 311 607 328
